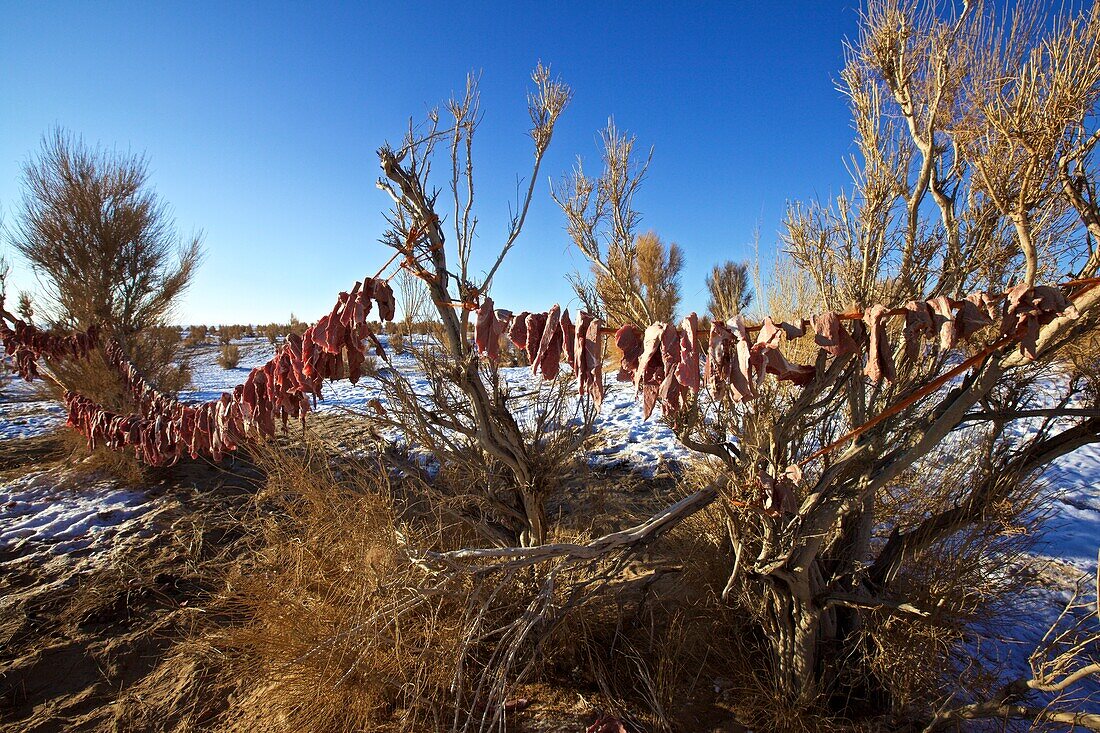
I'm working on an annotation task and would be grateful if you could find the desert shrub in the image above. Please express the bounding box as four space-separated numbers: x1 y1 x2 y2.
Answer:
217 324 247 344
287 313 307 337
8 128 202 410
185 324 209 346
359 352 380 378
16 290 34 322
369 332 593 548
217 441 737 732
388 330 405 354
217 444 468 731
706 259 754 321
262 323 280 344
217 343 241 370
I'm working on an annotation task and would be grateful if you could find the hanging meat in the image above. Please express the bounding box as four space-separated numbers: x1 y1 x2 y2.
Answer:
0 318 99 381
675 313 701 392
862 304 895 383
632 322 684 419
704 320 735 399
813 312 858 358
573 311 605 408
902 300 935 360
1002 284 1079 359
474 297 514 361
61 275 395 466
560 309 575 366
508 312 531 351
927 296 958 350
614 324 644 382
531 305 564 380
751 317 816 386
726 315 757 402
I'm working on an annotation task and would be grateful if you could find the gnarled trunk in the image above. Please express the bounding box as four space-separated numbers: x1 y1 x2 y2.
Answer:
760 563 834 705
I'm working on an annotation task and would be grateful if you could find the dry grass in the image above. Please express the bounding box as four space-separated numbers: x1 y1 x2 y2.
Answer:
210 441 471 732
174 436 753 732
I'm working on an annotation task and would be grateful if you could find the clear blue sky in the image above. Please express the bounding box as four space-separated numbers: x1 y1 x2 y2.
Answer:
0 2 862 326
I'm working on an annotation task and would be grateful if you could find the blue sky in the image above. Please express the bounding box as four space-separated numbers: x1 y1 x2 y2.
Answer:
0 2 861 325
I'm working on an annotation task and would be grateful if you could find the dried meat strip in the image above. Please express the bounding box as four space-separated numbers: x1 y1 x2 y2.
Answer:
862 304 895 383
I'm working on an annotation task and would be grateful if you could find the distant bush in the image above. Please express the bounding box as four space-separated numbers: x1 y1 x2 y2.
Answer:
388 331 406 354
218 324 247 344
360 353 380 378
147 325 182 344
217 343 241 369
287 314 307 338
185 325 209 347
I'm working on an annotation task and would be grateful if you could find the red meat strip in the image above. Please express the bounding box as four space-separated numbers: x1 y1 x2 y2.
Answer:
862 304 895 383
560 310 575 366
727 316 756 402
573 311 605 408
704 320 734 399
813 312 858 358
902 300 935 360
585 316 605 408
752 317 816 386
509 312 530 350
475 296 496 357
490 309 513 361
675 313 700 392
967 291 999 321
524 312 547 364
657 322 684 415
756 464 798 515
956 296 994 341
614 324 644 382
1002 284 1079 359
928 296 957 350
531 305 563 379
634 323 677 419
371 279 396 322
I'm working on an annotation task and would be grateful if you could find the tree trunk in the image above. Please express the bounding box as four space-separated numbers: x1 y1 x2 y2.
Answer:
762 569 828 705
520 487 547 547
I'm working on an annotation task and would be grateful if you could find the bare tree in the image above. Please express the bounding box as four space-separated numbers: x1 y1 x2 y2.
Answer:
435 2 1100 723
706 259 754 321
13 129 201 334
552 121 658 325
690 0 1100 710
375 64 574 547
9 128 202 402
395 265 430 333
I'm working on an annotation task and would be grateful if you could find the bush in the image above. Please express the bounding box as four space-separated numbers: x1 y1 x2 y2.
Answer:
185 325 209 347
217 324 247 344
217 343 241 370
388 330 405 354
9 128 202 410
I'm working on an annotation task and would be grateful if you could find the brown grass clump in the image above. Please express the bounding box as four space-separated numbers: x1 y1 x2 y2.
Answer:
215 443 472 732
203 437 756 732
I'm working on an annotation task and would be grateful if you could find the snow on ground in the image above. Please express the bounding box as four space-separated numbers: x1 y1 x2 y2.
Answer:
0 373 65 439
966 440 1100 704
0 467 162 558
